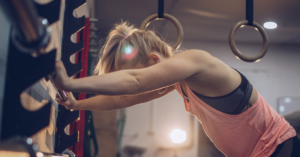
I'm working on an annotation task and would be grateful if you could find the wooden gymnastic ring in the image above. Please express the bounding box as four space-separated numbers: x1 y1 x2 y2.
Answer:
140 13 184 51
229 20 269 62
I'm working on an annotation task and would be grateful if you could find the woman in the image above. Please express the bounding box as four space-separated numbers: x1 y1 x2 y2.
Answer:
54 22 299 157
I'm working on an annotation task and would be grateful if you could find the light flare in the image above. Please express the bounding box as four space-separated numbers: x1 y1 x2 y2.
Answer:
122 45 138 60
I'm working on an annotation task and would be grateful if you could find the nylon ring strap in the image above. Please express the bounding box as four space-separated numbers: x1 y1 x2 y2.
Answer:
140 13 184 51
140 0 183 51
229 0 269 62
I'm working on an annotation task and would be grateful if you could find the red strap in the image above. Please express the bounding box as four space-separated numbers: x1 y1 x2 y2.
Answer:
69 17 90 157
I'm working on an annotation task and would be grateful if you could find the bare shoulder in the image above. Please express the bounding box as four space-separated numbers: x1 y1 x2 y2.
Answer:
171 49 217 71
171 50 241 97
173 49 211 57
173 49 214 63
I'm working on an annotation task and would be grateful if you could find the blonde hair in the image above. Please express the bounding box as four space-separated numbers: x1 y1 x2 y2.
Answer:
94 22 172 75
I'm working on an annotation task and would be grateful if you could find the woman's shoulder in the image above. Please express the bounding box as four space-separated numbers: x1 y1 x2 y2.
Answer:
175 49 210 55
173 49 213 61
171 49 216 70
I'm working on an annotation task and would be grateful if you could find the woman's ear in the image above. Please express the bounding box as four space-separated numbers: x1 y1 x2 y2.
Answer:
150 53 160 64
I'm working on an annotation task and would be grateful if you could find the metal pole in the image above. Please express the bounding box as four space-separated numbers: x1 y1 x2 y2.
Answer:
0 0 68 101
0 0 44 43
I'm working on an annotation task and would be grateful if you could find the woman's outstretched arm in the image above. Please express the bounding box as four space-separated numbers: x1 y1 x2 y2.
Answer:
54 49 212 95
57 86 175 110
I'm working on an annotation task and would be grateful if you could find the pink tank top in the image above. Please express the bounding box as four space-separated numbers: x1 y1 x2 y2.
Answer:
175 83 296 157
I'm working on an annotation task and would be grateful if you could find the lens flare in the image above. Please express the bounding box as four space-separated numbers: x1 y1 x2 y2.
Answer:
122 45 138 60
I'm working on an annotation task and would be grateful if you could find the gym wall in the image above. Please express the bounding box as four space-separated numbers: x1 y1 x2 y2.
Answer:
0 0 90 153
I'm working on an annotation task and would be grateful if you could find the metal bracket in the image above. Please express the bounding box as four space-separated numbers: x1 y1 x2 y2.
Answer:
0 0 61 139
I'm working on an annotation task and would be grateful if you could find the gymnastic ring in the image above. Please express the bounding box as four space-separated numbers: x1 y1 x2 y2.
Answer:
140 13 184 51
229 20 269 62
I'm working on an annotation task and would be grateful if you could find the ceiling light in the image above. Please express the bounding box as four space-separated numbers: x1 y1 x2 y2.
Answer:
263 22 277 29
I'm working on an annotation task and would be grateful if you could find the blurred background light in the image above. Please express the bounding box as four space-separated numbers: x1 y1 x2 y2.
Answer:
170 129 186 144
263 22 277 29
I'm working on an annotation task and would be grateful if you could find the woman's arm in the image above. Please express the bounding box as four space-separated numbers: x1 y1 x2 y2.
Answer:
58 86 175 110
55 49 212 95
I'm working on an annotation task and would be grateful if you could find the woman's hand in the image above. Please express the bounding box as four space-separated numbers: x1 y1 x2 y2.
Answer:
56 92 77 110
54 60 70 90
